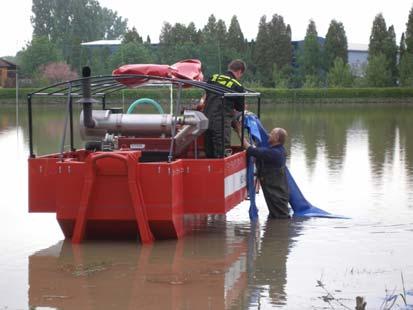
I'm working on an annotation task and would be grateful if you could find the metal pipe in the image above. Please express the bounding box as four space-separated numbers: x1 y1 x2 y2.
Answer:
80 67 96 128
80 112 175 138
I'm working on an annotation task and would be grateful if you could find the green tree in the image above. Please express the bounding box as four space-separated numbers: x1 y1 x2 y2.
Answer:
254 16 272 84
199 15 227 76
399 53 413 86
109 42 154 68
158 22 201 64
400 32 406 60
365 53 392 87
31 0 128 70
187 22 201 44
400 6 413 86
268 15 292 71
16 36 62 77
368 13 398 86
369 13 388 57
253 14 292 86
324 20 348 71
327 57 353 87
384 25 398 85
227 16 245 54
123 27 143 44
406 5 413 52
31 0 55 39
298 20 322 85
272 64 292 88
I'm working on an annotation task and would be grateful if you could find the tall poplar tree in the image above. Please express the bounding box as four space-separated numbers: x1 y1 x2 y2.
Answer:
384 25 398 85
227 16 245 54
268 14 292 71
324 20 348 71
200 15 227 75
400 5 413 86
254 16 272 84
368 13 388 57
298 20 322 86
405 6 413 52
400 33 406 60
253 14 292 86
368 13 398 86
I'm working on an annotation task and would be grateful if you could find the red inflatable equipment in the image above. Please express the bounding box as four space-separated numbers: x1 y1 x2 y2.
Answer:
112 59 203 87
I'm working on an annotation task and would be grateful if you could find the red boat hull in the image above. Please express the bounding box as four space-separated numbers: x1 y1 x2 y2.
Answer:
29 150 247 242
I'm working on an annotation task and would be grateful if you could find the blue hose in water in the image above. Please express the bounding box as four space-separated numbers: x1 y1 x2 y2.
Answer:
127 98 164 114
244 113 347 219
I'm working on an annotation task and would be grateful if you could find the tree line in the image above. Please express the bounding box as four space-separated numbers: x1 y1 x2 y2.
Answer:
12 0 413 88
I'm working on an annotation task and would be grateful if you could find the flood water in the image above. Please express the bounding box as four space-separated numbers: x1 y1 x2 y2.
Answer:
1 101 413 309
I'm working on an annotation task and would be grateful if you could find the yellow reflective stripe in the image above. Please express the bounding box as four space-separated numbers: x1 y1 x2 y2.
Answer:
231 79 241 87
211 74 241 88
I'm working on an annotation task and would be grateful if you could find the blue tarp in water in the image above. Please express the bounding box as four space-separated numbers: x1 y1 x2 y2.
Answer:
243 113 347 219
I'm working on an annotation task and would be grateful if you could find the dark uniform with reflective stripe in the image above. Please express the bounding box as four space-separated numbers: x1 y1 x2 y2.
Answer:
203 71 244 158
247 145 290 218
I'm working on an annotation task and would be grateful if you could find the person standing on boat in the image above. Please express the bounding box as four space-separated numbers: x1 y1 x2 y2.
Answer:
203 59 246 158
241 127 291 219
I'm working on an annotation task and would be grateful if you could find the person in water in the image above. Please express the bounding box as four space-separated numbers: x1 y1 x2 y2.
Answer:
202 59 246 158
241 127 290 218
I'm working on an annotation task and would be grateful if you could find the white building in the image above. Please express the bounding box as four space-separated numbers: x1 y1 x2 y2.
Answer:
348 43 368 76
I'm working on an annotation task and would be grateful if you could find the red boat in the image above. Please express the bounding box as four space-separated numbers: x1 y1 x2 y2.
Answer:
28 60 261 243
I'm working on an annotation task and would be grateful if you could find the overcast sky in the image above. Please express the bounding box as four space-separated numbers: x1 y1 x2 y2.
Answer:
1 0 412 57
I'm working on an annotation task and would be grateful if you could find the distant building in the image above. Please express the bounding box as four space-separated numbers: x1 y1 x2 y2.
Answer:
81 40 122 53
292 38 369 76
0 58 17 88
347 43 368 76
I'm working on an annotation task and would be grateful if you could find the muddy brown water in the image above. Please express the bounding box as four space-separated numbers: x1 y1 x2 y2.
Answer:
0 102 413 309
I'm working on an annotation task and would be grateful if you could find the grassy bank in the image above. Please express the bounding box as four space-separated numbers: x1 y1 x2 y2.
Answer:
1 87 413 103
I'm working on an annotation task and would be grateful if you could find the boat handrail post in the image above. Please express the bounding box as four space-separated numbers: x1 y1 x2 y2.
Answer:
59 82 72 161
221 96 225 158
169 83 173 116
27 94 35 158
102 94 106 110
168 82 183 163
241 103 245 150
69 94 75 151
257 95 261 119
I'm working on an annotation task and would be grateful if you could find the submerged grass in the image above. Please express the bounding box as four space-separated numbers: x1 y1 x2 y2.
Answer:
316 272 411 310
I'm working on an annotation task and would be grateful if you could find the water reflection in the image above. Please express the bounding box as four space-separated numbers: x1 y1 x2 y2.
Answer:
259 104 413 182
28 217 304 309
2 102 413 179
232 219 304 309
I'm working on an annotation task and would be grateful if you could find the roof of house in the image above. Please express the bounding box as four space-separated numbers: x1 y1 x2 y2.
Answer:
81 40 122 46
0 58 17 69
348 43 368 52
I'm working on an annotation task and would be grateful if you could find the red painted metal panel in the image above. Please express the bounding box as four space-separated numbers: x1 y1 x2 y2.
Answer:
28 149 248 241
29 157 58 212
